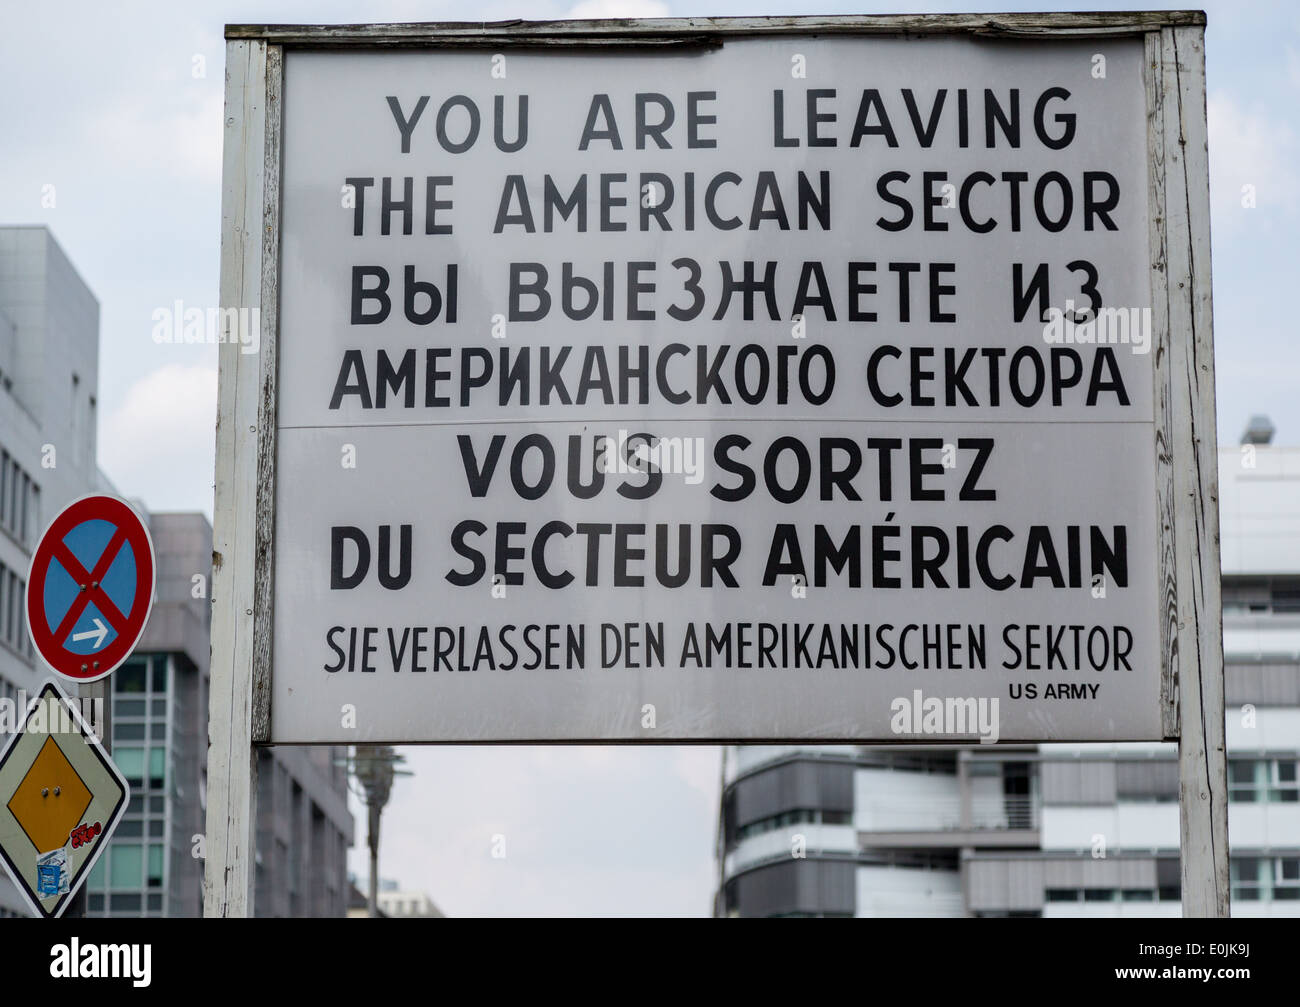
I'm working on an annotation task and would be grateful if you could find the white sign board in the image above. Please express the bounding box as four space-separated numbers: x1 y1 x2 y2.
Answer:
209 13 1226 917
268 34 1164 742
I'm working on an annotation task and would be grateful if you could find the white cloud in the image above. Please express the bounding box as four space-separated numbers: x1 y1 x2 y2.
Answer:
565 0 670 20
90 89 224 187
674 746 720 800
99 363 217 515
1207 90 1298 229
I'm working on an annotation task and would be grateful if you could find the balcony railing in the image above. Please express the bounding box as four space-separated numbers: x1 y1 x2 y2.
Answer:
858 793 1040 832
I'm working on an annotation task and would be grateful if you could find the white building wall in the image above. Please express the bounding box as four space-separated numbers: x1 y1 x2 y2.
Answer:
1223 617 1300 660
854 768 961 831
1043 902 1181 919
1225 707 1300 752
1041 804 1179 853
1226 805 1300 850
725 824 858 877
855 866 963 917
1219 447 1300 575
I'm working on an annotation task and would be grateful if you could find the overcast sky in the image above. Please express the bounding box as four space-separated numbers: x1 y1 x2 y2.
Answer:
2 0 1297 915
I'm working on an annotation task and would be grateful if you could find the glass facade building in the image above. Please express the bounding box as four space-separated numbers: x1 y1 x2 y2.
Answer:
82 652 204 917
80 512 355 919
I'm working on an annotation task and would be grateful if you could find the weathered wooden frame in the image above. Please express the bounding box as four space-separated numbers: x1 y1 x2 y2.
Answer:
206 12 1224 918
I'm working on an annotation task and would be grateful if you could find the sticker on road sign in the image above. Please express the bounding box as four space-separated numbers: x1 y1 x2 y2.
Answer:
25 495 156 683
0 680 129 919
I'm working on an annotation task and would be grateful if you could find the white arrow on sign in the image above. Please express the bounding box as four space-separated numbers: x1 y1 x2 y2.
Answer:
71 618 109 650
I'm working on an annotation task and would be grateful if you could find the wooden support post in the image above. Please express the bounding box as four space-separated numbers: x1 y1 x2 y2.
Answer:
1148 23 1228 918
204 37 278 918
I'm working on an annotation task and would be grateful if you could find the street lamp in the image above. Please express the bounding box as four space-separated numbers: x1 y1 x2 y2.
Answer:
348 745 411 918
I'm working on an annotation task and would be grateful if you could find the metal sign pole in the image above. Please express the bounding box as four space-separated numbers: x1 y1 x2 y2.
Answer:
62 679 109 918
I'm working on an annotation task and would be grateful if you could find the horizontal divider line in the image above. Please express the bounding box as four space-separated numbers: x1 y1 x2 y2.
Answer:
278 417 1157 430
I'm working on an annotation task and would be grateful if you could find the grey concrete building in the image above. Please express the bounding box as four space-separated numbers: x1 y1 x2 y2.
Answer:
0 226 103 917
0 227 354 917
252 745 353 917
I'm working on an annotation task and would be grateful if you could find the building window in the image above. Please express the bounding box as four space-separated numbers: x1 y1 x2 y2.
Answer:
87 857 106 889
110 844 143 889
115 662 147 693
1047 886 1170 903
0 561 34 661
1279 858 1300 900
730 807 851 848
1275 761 1299 802
91 654 179 917
859 750 958 774
71 373 82 466
149 747 166 789
1232 858 1263 901
1229 758 1300 803
1233 856 1300 902
1222 575 1300 615
116 747 144 788
0 447 40 548
1116 760 1179 802
110 894 141 914
147 845 165 889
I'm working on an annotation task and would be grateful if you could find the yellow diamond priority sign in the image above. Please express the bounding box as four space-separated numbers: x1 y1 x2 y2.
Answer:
0 680 128 918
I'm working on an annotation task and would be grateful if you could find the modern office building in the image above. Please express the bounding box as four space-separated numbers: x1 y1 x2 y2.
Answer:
0 227 354 917
71 512 209 917
77 509 354 918
716 430 1300 917
346 881 385 919
252 744 353 918
376 883 444 919
346 878 445 919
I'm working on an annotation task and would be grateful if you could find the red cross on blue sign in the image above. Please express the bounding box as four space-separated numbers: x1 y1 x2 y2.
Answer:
24 495 156 683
